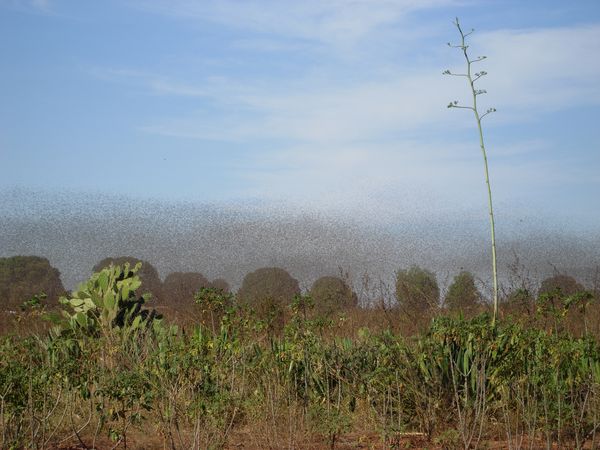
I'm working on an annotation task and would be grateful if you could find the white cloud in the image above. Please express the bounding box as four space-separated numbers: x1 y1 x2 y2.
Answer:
101 22 600 146
134 0 457 49
91 9 600 215
135 71 463 143
470 25 600 113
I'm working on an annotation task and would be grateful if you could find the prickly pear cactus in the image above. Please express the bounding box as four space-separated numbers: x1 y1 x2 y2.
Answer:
58 262 158 335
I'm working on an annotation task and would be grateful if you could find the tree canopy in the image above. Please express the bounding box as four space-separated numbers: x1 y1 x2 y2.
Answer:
163 272 211 306
310 276 357 315
395 266 439 313
0 256 65 309
210 278 230 293
237 267 300 334
539 274 585 297
444 271 481 313
237 267 300 306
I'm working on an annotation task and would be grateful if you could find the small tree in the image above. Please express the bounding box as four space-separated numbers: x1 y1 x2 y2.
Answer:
444 18 499 325
539 274 585 297
444 271 481 313
395 266 440 313
310 276 357 316
237 267 300 333
163 271 210 306
0 256 65 310
210 278 230 293
237 267 300 306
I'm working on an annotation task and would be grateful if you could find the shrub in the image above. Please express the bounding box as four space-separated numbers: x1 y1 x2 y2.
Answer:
0 255 65 310
539 274 585 297
57 261 159 337
395 266 440 313
310 276 357 316
444 271 481 313
163 272 210 306
237 267 300 333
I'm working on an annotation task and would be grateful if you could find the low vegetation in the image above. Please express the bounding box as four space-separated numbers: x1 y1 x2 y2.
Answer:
1 260 599 449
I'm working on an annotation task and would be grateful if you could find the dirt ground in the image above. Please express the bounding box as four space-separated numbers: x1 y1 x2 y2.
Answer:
52 432 580 450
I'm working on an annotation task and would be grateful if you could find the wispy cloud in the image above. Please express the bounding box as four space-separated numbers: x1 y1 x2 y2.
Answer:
133 0 458 50
95 20 600 144
473 25 600 113
139 72 459 143
89 5 600 213
89 68 213 98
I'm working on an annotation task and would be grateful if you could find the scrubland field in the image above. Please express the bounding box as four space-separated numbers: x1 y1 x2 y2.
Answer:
3 0 600 448
1 256 600 449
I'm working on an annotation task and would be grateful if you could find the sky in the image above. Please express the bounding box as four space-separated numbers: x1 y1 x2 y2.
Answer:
1 0 599 288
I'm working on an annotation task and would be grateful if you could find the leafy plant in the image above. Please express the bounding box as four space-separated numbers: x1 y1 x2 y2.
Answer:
194 286 234 334
395 266 440 315
444 271 482 314
310 276 358 317
3 261 600 449
56 262 159 338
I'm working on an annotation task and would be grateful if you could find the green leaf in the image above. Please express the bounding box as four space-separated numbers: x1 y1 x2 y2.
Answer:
70 298 85 308
75 312 88 328
105 291 116 311
98 271 109 293
129 277 142 292
464 347 472 372
82 297 96 310
131 315 142 330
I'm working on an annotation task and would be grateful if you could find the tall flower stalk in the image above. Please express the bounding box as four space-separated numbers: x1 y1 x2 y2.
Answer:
444 18 498 325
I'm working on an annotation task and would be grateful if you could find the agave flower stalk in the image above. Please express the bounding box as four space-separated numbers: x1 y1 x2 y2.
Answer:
444 18 498 325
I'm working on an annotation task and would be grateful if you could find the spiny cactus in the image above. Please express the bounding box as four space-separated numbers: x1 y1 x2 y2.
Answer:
57 262 159 335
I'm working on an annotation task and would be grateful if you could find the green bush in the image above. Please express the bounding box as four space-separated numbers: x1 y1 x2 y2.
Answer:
0 256 65 310
444 271 482 313
309 276 357 316
237 267 300 334
395 265 440 313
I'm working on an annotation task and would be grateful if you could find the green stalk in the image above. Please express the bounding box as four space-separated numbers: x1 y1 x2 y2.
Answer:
446 18 499 325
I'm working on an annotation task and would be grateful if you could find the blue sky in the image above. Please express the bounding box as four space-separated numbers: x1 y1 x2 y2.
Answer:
1 0 599 228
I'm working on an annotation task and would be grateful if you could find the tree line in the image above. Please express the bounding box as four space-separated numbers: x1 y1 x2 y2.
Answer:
1 255 597 332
